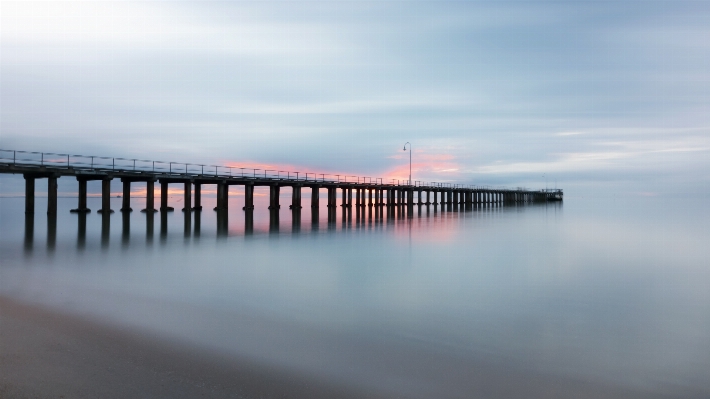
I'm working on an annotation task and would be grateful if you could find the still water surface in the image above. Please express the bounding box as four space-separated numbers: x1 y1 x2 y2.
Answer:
1 195 709 397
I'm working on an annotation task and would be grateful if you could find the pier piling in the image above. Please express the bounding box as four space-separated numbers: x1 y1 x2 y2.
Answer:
194 183 202 211
24 175 35 214
98 179 114 214
121 180 132 212
47 176 57 215
183 182 192 211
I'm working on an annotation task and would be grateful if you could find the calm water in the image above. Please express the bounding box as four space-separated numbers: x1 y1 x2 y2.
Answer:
1 193 709 397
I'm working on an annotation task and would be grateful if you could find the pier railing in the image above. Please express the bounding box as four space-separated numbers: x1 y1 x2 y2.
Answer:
0 148 522 191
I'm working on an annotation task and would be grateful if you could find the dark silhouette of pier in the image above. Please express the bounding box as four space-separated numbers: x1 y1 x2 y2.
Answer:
1 149 563 217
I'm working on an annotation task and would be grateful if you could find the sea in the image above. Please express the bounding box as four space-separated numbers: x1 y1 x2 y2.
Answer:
1 191 709 397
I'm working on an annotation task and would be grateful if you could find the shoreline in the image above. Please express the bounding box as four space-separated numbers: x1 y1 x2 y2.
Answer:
0 296 384 399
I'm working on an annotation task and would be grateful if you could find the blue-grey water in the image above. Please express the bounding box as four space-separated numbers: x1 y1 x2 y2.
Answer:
1 192 709 397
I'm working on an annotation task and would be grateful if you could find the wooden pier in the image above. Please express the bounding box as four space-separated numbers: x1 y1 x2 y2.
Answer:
1 149 563 216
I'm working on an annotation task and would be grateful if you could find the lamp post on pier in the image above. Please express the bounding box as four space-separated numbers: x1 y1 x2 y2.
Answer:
403 142 411 186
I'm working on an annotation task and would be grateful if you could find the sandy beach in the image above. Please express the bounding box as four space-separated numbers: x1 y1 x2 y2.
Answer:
3 295 703 399
0 296 385 399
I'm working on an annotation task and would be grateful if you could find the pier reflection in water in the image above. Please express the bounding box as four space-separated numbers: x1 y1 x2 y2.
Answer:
18 198 517 248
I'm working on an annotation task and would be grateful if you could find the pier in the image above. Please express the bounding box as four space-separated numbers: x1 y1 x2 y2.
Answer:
1 149 563 217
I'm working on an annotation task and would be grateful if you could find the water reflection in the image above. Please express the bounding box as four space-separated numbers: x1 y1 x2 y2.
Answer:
193 211 201 237
292 209 301 234
244 210 253 235
77 212 86 250
311 207 319 231
146 212 154 243
269 209 279 234
183 210 191 237
216 209 228 237
47 213 57 252
101 213 110 249
23 213 33 254
160 211 168 242
122 212 130 247
19 202 558 250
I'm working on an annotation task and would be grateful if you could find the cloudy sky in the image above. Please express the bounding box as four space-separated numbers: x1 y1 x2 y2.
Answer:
1 1 709 196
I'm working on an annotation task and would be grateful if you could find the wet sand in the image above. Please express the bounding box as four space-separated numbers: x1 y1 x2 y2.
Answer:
1 296 703 399
0 297 384 399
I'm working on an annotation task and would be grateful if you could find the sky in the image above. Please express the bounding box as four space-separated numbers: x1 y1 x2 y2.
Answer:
1 1 709 197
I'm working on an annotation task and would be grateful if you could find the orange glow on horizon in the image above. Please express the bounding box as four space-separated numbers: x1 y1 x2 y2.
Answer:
221 149 463 185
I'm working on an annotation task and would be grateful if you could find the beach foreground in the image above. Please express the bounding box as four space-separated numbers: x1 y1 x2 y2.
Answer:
1 296 697 399
0 297 382 399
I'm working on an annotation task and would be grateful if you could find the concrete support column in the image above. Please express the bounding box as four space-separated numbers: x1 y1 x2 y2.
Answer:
433 191 438 205
47 177 58 215
121 180 131 212
311 187 319 208
368 188 373 206
291 186 302 209
194 183 201 210
269 185 280 210
407 189 414 206
161 181 170 211
244 184 254 210
222 184 230 210
183 182 192 211
329 187 337 208
426 190 430 205
341 187 348 207
143 181 154 212
24 175 35 214
99 179 113 214
215 183 228 211
347 187 352 207
78 180 88 211
71 178 93 213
